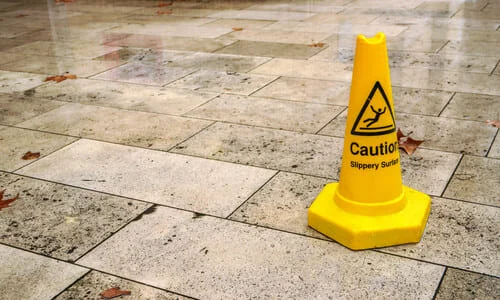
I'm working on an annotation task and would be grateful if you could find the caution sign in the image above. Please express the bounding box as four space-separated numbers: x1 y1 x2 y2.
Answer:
351 81 396 136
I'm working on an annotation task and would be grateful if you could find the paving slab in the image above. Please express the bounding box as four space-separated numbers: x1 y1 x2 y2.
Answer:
17 139 276 217
165 52 271 73
172 122 344 179
105 33 236 52
224 28 331 45
443 155 500 206
16 103 212 151
167 70 278 95
440 93 500 122
208 9 316 21
402 26 500 43
0 55 123 78
0 70 46 93
441 40 500 57
55 271 191 300
435 268 500 300
251 58 352 81
0 92 65 125
216 40 324 59
0 244 88 300
4 40 121 59
0 126 76 172
202 18 275 29
489 136 500 159
31 78 218 116
185 94 344 133
107 23 232 38
252 77 351 105
77 206 444 299
381 197 499 277
0 172 151 261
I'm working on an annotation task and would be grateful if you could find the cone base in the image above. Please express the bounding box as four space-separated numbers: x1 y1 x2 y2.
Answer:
308 183 431 250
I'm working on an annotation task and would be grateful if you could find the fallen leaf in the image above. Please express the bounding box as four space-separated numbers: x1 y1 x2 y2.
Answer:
485 120 500 128
158 2 173 7
157 10 172 15
21 151 40 160
45 73 77 83
232 27 243 31
0 190 19 211
100 287 131 299
397 128 423 155
16 14 28 18
55 0 73 3
309 42 325 48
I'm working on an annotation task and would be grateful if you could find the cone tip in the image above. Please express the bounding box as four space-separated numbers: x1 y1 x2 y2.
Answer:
357 32 386 45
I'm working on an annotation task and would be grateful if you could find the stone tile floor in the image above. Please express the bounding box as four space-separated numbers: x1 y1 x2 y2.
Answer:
0 0 498 299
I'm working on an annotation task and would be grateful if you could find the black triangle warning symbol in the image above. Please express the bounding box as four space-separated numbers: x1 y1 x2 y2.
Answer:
350 81 396 136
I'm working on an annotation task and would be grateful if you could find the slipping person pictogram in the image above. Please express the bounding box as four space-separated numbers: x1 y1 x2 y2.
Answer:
363 105 386 127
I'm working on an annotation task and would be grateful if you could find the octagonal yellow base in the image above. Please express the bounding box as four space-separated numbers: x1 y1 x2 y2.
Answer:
308 183 431 250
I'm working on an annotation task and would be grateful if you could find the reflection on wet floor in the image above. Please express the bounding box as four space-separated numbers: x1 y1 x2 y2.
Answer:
0 0 499 299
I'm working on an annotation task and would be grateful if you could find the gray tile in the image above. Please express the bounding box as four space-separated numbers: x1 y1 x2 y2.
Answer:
202 18 275 29
388 51 498 74
17 103 212 151
386 36 448 53
118 14 214 26
443 155 500 206
166 52 271 73
0 126 76 171
0 51 24 65
224 28 331 45
489 136 500 159
94 48 189 65
105 33 236 52
402 26 500 43
55 270 190 300
251 58 352 81
167 70 278 95
306 11 379 24
172 122 344 178
91 61 194 86
0 55 123 78
17 139 276 217
440 93 500 121
4 40 121 59
382 197 500 277
0 70 46 93
31 78 218 116
208 9 316 21
185 94 344 133
216 40 325 59
247 2 345 13
0 172 151 261
0 92 65 125
252 77 351 105
266 21 407 37
0 244 88 300
391 68 500 96
229 172 330 239
435 268 500 300
77 206 444 299
392 87 453 116
107 23 232 38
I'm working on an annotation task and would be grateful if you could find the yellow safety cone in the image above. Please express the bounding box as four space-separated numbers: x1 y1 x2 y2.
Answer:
308 32 431 250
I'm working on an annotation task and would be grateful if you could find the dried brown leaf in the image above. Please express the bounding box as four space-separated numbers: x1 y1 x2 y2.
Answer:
15 14 28 18
100 287 131 299
45 73 77 83
0 190 19 211
232 27 243 31
55 0 73 3
309 42 325 48
21 151 41 160
397 129 423 155
485 119 500 128
158 2 173 7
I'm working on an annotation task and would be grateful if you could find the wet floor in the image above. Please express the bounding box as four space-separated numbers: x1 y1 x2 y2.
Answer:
0 0 499 299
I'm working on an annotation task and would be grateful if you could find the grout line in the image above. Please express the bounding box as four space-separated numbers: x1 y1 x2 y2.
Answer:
431 267 448 300
489 59 499 75
49 269 92 300
484 129 498 157
437 91 456 117
439 153 464 198
225 171 280 219
247 74 281 97
435 40 450 54
166 120 216 152
315 106 347 134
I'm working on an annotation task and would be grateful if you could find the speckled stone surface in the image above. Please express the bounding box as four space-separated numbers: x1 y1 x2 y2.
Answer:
77 206 444 299
18 139 276 217
0 172 151 261
435 268 500 300
55 271 191 300
0 92 65 125
0 70 46 93
185 94 344 133
0 244 88 300
17 103 212 150
443 155 500 206
440 93 500 122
